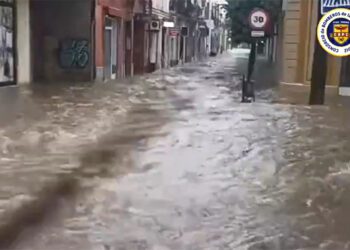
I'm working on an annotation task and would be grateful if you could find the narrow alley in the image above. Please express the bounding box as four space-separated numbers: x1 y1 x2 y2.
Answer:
1 50 349 250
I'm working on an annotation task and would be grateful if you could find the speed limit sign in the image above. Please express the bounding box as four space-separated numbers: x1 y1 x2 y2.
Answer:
249 9 269 30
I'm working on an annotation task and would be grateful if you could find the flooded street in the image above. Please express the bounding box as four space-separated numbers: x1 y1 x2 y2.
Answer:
5 50 350 250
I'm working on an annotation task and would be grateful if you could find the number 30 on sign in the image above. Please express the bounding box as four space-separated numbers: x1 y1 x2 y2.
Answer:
249 9 269 29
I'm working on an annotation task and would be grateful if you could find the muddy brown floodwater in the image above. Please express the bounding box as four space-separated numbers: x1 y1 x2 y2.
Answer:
5 50 350 250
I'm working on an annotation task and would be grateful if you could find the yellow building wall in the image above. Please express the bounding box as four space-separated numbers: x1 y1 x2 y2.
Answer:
281 0 302 83
280 0 341 86
326 56 341 86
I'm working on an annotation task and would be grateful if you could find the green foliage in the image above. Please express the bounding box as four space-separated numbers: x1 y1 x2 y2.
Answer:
224 0 281 44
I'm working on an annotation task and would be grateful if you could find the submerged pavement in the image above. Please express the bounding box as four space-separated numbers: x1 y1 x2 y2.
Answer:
3 49 350 249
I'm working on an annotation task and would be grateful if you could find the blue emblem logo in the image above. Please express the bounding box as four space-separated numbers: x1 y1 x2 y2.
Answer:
318 8 350 57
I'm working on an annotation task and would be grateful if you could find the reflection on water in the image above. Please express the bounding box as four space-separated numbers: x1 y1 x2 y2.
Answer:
5 51 350 250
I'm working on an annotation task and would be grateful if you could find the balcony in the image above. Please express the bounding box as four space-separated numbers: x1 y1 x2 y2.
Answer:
169 0 201 18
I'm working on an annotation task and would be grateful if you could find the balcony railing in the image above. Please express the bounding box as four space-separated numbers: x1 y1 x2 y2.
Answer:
169 0 201 18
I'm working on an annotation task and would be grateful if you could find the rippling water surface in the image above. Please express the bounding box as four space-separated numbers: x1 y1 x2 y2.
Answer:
4 50 350 250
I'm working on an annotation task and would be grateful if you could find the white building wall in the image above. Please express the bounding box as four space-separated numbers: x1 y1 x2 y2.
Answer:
281 0 302 83
16 0 31 84
152 0 170 12
152 0 171 69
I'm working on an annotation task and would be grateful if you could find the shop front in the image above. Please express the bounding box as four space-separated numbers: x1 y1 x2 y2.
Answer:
95 0 135 80
30 0 94 82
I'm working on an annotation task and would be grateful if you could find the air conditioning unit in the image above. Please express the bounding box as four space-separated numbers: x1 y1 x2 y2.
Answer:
150 20 160 31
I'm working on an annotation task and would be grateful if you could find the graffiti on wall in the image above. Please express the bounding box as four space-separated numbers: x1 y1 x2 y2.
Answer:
59 39 89 69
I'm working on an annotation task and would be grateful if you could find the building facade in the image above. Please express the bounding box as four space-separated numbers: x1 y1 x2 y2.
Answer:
133 0 172 74
133 0 226 73
95 0 135 81
0 0 95 85
4 0 227 86
278 0 342 89
201 0 227 57
149 0 171 70
31 0 95 83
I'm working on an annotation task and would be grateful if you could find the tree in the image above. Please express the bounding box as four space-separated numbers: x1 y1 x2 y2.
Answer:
224 0 281 80
309 3 328 105
225 0 281 44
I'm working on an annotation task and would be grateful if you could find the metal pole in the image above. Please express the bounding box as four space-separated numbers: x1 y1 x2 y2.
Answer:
247 39 256 82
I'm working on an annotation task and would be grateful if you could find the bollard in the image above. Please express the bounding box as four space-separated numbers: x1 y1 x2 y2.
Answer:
241 74 255 103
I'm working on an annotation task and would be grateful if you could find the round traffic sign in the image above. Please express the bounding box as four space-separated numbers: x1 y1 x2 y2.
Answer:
249 9 269 29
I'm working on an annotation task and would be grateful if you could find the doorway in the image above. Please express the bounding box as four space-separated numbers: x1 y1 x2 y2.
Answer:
125 20 132 76
340 58 350 95
161 27 166 68
104 16 118 80
30 0 94 82
179 36 184 62
133 19 145 75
